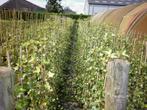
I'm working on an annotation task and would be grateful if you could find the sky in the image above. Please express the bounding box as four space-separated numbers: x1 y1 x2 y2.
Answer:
0 0 85 14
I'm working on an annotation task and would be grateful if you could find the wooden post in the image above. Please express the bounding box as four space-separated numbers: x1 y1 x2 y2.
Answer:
105 59 130 110
6 51 11 68
0 67 15 110
145 42 147 62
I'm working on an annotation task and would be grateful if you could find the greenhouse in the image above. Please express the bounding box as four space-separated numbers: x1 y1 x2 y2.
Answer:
92 3 147 35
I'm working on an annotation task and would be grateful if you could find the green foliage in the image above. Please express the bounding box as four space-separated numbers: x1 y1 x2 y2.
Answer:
46 0 63 13
0 11 146 110
0 14 73 109
73 20 147 110
63 14 90 20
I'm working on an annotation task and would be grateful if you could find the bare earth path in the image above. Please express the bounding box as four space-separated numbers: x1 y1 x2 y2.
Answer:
56 20 83 110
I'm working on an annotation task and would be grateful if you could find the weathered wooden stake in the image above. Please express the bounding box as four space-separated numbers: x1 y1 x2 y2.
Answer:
6 51 11 68
105 59 130 110
145 42 147 62
0 67 15 110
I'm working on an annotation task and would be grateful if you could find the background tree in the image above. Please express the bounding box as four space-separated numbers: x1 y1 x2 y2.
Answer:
46 0 63 13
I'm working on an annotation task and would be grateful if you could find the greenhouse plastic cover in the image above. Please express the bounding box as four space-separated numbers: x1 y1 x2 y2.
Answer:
92 3 147 35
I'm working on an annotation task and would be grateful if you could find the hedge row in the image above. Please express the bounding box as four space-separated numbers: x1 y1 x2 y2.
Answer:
0 9 90 21
73 20 147 110
0 15 74 109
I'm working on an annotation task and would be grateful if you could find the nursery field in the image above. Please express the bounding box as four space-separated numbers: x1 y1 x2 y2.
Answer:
0 11 146 110
74 21 147 110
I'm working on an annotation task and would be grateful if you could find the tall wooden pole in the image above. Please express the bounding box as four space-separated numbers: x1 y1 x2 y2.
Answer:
145 42 147 62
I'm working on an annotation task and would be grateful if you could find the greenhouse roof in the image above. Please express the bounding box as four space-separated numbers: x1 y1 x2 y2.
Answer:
0 0 45 11
88 0 147 6
92 3 147 35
